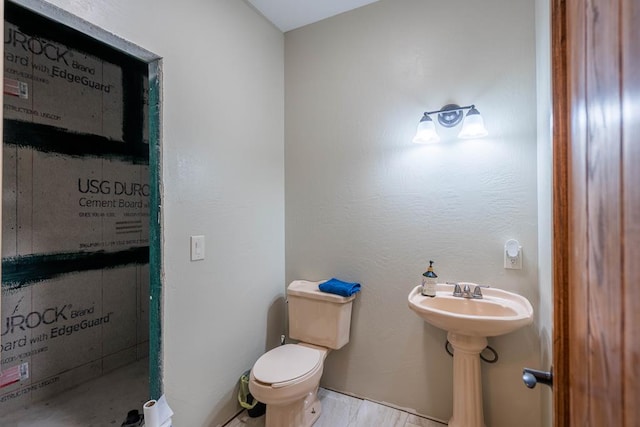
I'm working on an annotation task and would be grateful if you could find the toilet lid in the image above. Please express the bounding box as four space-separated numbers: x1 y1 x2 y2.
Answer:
253 344 322 386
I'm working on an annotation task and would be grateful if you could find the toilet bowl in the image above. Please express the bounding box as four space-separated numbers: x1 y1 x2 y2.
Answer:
249 344 327 426
248 280 358 427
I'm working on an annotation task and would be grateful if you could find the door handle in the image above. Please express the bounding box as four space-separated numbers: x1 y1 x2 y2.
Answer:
522 367 553 389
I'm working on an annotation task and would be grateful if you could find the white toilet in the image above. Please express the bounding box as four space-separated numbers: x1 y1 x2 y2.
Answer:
249 280 357 427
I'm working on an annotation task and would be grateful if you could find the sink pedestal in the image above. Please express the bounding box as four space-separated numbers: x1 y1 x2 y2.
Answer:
447 332 487 427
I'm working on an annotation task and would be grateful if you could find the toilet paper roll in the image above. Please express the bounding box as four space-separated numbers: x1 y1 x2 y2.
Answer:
143 394 173 427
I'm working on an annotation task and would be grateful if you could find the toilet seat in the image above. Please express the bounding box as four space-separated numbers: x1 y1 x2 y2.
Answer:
252 344 323 388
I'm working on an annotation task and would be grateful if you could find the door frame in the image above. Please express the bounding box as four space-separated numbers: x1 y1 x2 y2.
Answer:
551 0 569 426
5 0 165 398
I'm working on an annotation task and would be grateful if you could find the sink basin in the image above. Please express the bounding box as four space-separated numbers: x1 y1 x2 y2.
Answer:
408 283 533 337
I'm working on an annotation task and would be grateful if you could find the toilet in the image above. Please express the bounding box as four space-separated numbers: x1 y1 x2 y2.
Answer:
249 280 357 427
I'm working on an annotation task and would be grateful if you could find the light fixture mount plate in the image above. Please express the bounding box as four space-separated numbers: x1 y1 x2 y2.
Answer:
437 104 464 128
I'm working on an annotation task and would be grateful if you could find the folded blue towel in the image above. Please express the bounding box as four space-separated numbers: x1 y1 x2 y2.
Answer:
319 278 361 297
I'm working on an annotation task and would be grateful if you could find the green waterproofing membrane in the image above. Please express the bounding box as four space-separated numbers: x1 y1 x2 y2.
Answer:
148 60 162 399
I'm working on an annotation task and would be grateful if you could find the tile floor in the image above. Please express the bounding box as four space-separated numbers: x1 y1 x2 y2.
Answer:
0 358 149 427
225 388 447 427
0 359 447 427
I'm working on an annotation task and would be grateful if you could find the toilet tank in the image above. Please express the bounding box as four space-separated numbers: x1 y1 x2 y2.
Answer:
287 280 357 350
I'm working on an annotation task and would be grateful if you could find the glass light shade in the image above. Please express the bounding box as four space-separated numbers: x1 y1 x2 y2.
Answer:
412 115 440 144
458 108 488 139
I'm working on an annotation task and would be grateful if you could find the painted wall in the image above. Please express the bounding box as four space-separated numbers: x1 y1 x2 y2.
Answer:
40 1 285 426
535 0 553 424
285 0 541 426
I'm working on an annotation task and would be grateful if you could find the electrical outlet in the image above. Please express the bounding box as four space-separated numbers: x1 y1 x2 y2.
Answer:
504 239 522 269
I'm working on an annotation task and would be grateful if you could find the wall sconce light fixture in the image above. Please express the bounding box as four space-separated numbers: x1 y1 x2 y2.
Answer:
412 104 488 144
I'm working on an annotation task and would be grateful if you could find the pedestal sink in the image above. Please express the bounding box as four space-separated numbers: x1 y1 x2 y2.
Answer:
408 283 533 427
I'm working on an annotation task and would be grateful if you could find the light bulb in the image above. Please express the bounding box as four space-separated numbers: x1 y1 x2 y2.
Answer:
412 114 440 144
458 108 488 139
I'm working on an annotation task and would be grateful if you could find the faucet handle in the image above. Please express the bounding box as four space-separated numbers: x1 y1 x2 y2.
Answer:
472 284 490 299
452 283 463 297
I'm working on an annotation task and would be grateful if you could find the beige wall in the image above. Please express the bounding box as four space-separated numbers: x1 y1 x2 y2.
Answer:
535 0 553 425
41 1 285 426
285 0 541 426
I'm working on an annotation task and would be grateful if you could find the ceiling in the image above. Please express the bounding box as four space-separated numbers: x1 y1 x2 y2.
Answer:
246 0 381 32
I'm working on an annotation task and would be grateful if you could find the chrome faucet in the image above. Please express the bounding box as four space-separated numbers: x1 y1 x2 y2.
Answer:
467 284 477 298
449 282 489 299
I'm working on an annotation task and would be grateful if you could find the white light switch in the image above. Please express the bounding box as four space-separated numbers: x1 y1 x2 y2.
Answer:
191 235 205 261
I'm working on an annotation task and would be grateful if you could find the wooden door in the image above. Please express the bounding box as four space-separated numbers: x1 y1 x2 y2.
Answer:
552 0 640 425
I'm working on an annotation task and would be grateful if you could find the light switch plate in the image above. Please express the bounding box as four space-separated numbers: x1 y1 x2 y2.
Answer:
191 235 205 261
